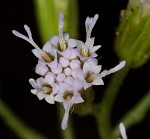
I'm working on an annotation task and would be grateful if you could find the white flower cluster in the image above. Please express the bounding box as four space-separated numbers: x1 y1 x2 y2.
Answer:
12 13 126 130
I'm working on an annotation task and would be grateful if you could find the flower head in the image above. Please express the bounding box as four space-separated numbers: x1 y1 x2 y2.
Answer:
12 13 126 130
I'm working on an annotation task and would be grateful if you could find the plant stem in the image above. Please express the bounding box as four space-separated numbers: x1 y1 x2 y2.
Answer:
57 104 75 139
95 65 130 139
112 89 150 138
0 99 47 139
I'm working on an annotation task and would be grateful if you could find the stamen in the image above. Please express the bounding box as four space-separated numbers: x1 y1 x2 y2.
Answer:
64 92 73 101
43 86 52 95
59 40 67 51
42 53 52 62
85 73 95 83
81 45 89 57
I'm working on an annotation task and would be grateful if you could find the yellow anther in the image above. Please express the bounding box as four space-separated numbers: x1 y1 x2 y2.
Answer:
81 45 89 57
43 86 52 95
85 73 94 83
59 41 67 51
64 92 73 101
42 53 52 62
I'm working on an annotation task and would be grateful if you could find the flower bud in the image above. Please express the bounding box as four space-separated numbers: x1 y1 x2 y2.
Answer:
114 0 150 68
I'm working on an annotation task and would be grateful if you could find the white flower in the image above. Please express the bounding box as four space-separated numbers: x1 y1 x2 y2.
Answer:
59 57 70 68
12 12 126 130
48 55 62 74
73 60 126 90
35 59 49 76
59 48 78 60
29 72 58 104
70 59 81 69
12 25 54 62
118 122 128 139
54 83 84 129
77 14 101 59
50 13 78 51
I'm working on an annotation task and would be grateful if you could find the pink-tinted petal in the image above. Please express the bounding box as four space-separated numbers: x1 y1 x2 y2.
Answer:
45 72 55 84
67 39 78 48
83 82 92 90
64 67 72 76
59 57 70 68
71 68 84 79
56 73 66 82
54 93 64 102
64 76 74 85
51 63 62 74
83 62 92 74
43 41 52 53
50 35 59 46
70 60 81 69
35 61 48 76
72 93 84 104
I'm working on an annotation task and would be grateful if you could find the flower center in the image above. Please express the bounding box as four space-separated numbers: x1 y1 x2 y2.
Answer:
43 85 52 95
85 72 95 83
59 40 67 51
80 45 89 57
63 92 73 101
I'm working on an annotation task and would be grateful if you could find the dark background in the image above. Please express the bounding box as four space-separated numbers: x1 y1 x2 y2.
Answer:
0 0 150 139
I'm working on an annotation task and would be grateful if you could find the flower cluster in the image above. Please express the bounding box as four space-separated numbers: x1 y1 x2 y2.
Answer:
12 13 126 130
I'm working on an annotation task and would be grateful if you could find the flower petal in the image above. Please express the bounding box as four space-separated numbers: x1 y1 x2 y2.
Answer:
29 78 37 89
45 72 55 84
72 93 84 104
36 77 44 88
31 89 37 95
37 91 45 100
92 76 104 85
92 65 102 74
43 41 52 53
63 32 69 41
100 61 126 78
91 45 101 53
67 39 78 48
45 94 55 104
50 35 59 46
35 60 48 76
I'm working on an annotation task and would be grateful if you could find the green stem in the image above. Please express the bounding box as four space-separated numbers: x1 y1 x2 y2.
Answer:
0 99 47 139
95 65 130 139
113 89 150 138
57 104 75 139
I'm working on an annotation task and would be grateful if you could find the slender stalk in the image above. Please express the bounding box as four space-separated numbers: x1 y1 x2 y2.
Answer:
112 89 150 138
0 99 47 139
95 65 130 139
57 104 75 139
